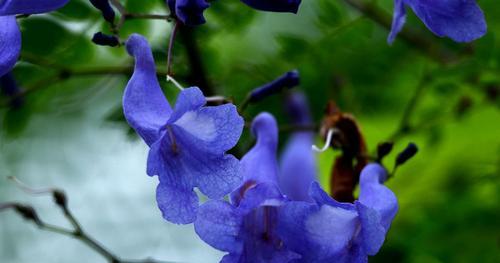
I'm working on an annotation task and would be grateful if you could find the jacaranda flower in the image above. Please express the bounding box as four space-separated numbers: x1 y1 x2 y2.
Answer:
279 92 317 202
195 113 301 262
388 0 487 43
123 34 244 224
277 164 398 263
0 0 69 77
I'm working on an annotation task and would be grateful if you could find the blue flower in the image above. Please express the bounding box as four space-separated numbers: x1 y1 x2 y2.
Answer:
123 34 244 224
279 92 317 202
277 164 398 263
388 0 487 43
195 113 301 263
0 0 69 77
167 0 210 26
240 0 302 14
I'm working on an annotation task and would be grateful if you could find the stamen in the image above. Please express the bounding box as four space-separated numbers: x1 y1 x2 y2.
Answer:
166 75 185 91
312 128 335 153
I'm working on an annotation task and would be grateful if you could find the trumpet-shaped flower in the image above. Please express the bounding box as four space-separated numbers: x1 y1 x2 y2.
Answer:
0 0 69 77
279 92 316 202
388 0 487 43
195 113 301 263
277 164 398 263
123 34 244 224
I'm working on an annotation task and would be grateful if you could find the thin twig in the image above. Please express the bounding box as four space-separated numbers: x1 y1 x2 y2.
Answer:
389 69 432 141
1 179 171 263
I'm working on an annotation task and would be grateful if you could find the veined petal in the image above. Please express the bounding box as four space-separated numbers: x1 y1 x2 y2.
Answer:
156 126 242 199
168 87 206 123
0 16 20 77
278 200 359 262
358 164 398 231
194 200 243 254
240 0 302 14
0 0 69 15
170 89 244 155
123 34 172 146
388 0 406 44
156 177 198 224
309 181 355 211
236 182 284 214
355 202 386 256
406 0 486 42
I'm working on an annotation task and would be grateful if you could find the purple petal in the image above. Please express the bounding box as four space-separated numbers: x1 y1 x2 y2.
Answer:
355 202 386 256
156 178 198 224
358 164 398 231
309 181 356 211
241 112 280 184
406 0 487 42
123 34 172 146
167 87 206 123
194 200 243 254
169 87 244 155
152 131 242 200
0 16 20 77
240 0 302 14
280 93 317 202
280 133 316 202
388 0 406 44
0 0 69 15
236 183 284 214
278 200 358 261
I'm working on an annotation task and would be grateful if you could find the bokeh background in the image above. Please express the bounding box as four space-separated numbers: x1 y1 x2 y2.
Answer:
1 0 499 262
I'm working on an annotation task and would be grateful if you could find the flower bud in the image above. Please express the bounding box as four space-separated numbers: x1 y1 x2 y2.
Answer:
89 0 115 23
249 70 299 103
92 32 119 47
395 143 418 166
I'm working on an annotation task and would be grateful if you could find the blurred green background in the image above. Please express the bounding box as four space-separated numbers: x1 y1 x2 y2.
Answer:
0 0 499 262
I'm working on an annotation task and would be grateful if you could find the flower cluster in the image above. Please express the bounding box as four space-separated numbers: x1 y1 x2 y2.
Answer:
0 0 69 77
191 102 399 262
123 38 400 258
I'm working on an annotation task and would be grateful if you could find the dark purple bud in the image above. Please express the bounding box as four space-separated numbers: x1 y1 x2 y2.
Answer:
14 204 42 225
92 32 119 47
241 0 302 14
250 70 300 103
377 142 394 162
168 0 210 26
0 72 24 108
89 0 115 23
53 190 67 209
395 143 418 166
